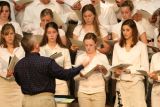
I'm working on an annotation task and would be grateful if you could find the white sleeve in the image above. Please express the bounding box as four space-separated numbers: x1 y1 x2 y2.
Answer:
139 43 149 72
73 25 81 36
136 22 145 36
22 6 37 33
58 29 65 37
63 49 72 69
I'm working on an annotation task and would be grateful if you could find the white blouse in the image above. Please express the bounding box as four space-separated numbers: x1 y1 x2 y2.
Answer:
112 41 149 81
75 51 111 94
40 44 72 84
73 25 108 41
150 52 160 82
112 20 145 40
0 46 25 78
22 0 63 33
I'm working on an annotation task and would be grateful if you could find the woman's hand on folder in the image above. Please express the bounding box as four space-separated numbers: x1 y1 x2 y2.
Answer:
95 65 108 75
6 70 13 78
148 72 158 81
114 69 124 77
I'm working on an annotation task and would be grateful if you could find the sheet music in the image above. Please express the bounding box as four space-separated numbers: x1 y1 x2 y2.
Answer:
8 55 19 71
69 38 85 51
110 64 132 72
50 52 62 59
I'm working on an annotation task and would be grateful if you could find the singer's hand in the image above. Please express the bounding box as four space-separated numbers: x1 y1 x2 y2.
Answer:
95 65 108 75
6 70 13 77
148 72 158 81
114 69 124 77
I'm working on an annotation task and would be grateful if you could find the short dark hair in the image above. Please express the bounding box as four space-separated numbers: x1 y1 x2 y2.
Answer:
40 8 53 19
83 33 97 43
40 22 65 48
121 0 134 12
119 19 138 47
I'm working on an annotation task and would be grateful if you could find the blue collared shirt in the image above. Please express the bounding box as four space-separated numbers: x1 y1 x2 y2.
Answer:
14 52 83 95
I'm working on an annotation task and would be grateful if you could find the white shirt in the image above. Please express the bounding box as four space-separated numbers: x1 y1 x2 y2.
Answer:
73 25 108 41
112 41 149 81
112 20 145 40
0 46 24 78
0 21 23 36
40 44 72 84
22 0 63 33
98 2 117 32
150 52 160 82
75 51 110 94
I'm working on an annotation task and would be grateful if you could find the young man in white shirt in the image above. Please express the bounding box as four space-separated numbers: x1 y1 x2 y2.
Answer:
22 0 63 33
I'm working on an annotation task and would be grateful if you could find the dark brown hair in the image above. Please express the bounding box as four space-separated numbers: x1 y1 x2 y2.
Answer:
0 1 11 21
81 4 101 37
121 0 134 12
83 33 97 44
40 8 53 19
1 23 19 48
40 22 65 48
119 19 138 47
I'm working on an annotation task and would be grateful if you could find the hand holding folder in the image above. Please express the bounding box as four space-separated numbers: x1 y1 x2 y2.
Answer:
8 55 19 72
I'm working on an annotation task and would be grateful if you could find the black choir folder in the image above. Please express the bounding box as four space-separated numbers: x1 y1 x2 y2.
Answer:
50 52 62 59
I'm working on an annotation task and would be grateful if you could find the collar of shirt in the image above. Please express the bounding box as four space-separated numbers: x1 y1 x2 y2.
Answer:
25 52 40 57
45 43 60 50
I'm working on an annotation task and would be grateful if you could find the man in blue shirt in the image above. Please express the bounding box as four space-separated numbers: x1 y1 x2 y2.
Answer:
13 34 89 107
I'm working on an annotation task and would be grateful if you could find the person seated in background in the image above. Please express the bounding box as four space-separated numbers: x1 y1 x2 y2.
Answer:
112 0 147 44
22 0 64 33
0 1 23 36
32 8 67 46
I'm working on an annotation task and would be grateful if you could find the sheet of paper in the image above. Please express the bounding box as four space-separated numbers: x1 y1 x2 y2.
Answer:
136 70 148 77
50 52 62 59
110 64 132 72
69 38 85 51
8 55 19 71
